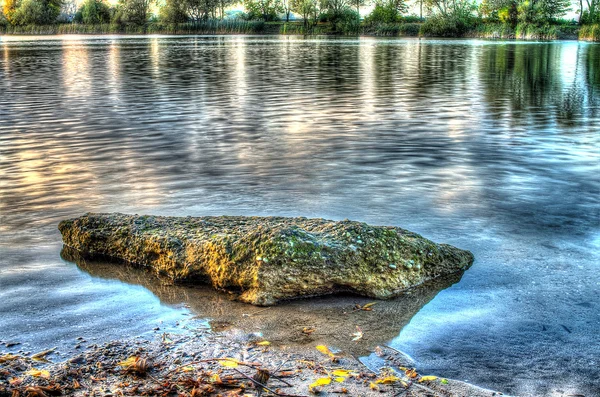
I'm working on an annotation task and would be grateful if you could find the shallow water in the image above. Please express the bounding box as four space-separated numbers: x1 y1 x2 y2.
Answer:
0 35 598 396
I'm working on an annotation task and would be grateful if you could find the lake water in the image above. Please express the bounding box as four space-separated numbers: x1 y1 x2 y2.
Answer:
0 35 598 396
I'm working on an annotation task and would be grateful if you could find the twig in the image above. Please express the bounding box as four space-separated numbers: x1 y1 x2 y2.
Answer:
166 358 262 375
242 307 272 317
232 368 307 397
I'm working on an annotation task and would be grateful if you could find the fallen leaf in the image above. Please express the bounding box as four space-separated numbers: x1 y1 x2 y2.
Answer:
405 368 418 379
441 378 449 385
26 369 50 378
118 356 139 368
351 326 363 341
331 369 352 377
309 377 331 389
302 327 316 335
0 354 19 364
334 377 346 383
256 341 271 346
219 358 239 368
369 382 379 390
316 345 336 359
419 375 438 382
362 302 377 309
375 375 401 384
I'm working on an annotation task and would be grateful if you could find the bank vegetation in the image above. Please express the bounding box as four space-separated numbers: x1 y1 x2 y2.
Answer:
1 0 598 40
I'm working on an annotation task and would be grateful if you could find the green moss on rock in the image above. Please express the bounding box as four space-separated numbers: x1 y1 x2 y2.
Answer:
58 213 474 306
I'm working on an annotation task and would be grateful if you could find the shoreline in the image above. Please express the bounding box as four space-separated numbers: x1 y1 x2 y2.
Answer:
0 330 509 397
1 22 598 42
0 31 595 42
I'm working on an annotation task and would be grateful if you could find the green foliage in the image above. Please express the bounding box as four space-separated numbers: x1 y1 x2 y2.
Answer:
291 0 320 26
364 0 408 24
579 0 599 24
244 0 282 21
579 23 599 40
159 0 188 22
75 0 110 24
115 0 153 25
11 0 63 25
0 19 267 33
364 21 420 35
2 0 19 24
420 0 479 36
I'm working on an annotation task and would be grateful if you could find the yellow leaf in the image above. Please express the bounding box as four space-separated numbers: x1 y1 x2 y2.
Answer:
210 374 222 384
369 382 379 390
375 376 401 384
26 369 50 378
118 356 138 368
419 375 438 382
0 354 19 364
309 377 331 389
334 377 346 383
362 302 377 309
316 345 335 358
219 358 239 368
182 366 195 372
332 369 352 377
256 341 271 346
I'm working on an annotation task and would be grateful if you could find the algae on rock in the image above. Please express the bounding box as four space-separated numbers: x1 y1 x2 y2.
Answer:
58 213 474 305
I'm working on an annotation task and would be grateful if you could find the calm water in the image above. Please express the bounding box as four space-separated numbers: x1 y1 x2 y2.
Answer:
0 36 599 396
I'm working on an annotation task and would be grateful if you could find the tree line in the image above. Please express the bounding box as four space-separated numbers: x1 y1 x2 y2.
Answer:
1 0 598 36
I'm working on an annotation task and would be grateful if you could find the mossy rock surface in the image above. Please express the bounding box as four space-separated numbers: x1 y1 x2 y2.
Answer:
58 213 474 305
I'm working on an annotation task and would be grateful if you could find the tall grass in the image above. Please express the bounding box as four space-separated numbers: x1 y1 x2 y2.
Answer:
279 22 328 35
0 20 267 35
364 22 421 37
579 24 600 41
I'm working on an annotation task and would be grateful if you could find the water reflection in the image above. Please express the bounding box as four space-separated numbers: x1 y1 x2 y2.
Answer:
61 246 464 356
0 36 599 395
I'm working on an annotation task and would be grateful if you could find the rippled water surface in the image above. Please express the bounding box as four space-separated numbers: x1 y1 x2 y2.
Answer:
0 36 599 396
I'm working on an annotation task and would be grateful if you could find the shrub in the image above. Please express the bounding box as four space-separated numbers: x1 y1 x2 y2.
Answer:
420 13 479 37
579 24 600 41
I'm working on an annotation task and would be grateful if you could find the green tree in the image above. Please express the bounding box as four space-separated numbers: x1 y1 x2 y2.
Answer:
12 0 63 24
78 0 110 23
117 0 154 25
480 0 518 27
365 0 408 23
244 0 282 20
159 0 188 22
580 0 599 23
291 0 319 26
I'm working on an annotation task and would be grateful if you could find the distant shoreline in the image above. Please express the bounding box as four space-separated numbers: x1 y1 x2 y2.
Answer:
1 21 598 42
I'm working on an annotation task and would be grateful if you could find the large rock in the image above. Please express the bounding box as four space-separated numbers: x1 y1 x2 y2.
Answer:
58 213 474 306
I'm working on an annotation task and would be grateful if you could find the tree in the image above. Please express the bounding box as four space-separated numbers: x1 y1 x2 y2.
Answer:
77 0 110 23
291 0 319 27
244 0 282 21
480 0 518 27
11 0 63 25
580 0 599 23
320 0 350 30
159 0 188 22
2 0 19 24
365 0 407 23
118 0 153 24
281 0 293 21
349 0 368 23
